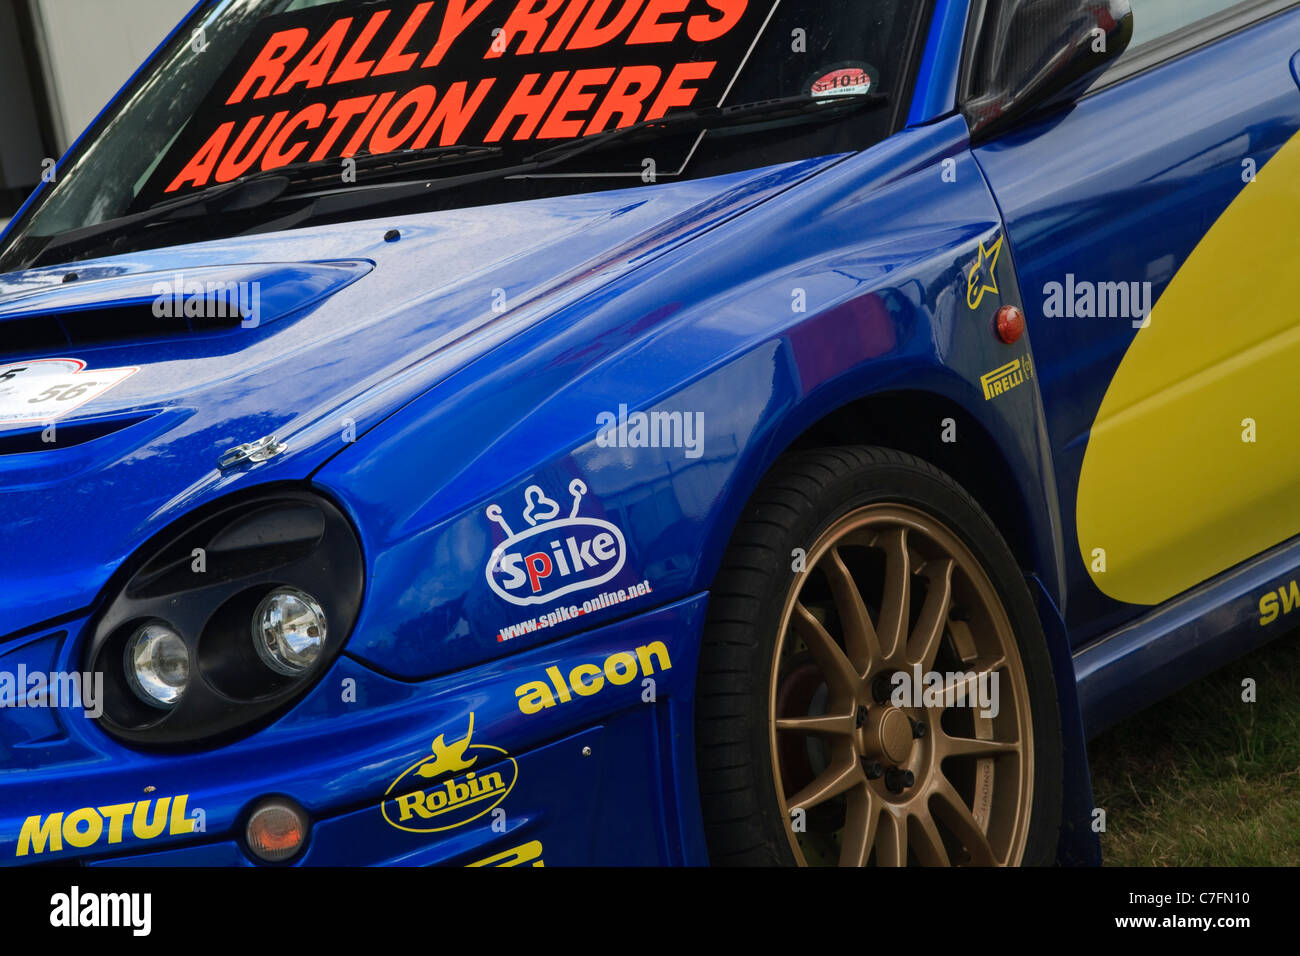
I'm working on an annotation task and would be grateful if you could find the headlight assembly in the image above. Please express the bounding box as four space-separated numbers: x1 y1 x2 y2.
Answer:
83 488 364 748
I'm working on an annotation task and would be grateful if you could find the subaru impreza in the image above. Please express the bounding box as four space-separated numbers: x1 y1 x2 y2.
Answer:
2 0 1298 867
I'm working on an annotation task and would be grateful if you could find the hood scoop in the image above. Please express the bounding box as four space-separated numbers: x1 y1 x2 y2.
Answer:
0 412 154 456
0 259 374 354
3 302 250 353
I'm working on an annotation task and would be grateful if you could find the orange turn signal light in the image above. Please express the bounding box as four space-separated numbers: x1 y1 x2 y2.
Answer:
245 799 309 863
996 305 1026 344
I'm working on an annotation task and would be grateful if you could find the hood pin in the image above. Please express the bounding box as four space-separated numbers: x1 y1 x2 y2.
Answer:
218 435 287 471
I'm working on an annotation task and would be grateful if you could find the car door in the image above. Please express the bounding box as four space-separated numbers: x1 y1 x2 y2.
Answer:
971 0 1300 639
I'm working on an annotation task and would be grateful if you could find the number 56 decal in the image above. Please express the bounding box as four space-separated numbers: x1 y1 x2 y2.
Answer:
0 358 138 428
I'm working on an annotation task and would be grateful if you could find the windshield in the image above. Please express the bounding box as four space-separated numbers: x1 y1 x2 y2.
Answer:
0 0 920 272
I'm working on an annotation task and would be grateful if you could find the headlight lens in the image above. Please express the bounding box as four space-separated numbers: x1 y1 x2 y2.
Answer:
254 587 327 675
124 622 190 707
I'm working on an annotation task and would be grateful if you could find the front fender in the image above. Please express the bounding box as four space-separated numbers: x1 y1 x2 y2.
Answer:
317 116 1064 683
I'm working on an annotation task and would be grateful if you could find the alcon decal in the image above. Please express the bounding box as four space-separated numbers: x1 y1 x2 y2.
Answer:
16 794 196 857
381 713 517 833
515 641 672 714
485 479 628 607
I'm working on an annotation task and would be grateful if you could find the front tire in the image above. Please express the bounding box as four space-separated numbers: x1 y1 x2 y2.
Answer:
695 446 1062 866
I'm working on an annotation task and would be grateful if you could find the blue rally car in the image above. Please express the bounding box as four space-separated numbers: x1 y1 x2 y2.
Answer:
1 0 1298 867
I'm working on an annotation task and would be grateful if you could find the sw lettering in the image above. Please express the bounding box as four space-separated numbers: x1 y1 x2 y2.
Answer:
1258 578 1300 626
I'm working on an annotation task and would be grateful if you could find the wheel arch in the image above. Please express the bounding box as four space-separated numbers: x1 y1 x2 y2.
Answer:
785 390 1039 581
698 381 1100 865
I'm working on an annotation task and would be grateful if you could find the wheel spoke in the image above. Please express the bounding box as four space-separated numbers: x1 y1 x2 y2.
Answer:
875 527 912 661
933 656 1005 712
822 547 880 675
906 557 954 669
838 786 880 867
935 730 1018 761
775 712 858 736
791 601 861 698
786 754 862 814
932 777 998 866
910 810 951 867
875 807 908 866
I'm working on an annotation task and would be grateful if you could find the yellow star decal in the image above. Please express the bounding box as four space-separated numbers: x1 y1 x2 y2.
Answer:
966 235 1004 310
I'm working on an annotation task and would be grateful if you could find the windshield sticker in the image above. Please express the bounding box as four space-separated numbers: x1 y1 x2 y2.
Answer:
148 0 783 199
0 359 138 429
807 62 876 98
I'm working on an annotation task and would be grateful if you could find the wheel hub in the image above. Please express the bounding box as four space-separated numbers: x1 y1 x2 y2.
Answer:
859 705 914 766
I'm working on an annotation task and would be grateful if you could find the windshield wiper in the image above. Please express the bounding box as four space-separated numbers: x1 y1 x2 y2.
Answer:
29 93 883 268
29 144 503 268
302 91 890 220
251 143 504 191
524 92 889 166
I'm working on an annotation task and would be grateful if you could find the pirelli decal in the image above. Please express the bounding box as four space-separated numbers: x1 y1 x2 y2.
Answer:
980 356 1033 402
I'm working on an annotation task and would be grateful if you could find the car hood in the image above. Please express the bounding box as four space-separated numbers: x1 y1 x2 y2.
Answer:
0 157 837 637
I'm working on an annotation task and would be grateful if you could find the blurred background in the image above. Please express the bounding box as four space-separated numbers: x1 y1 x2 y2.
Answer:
0 0 193 225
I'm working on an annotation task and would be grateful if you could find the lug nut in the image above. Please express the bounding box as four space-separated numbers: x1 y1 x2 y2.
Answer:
885 769 915 793
911 719 927 739
856 705 868 728
863 760 884 780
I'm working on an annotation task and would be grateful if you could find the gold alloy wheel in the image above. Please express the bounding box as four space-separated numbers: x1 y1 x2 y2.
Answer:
768 504 1034 866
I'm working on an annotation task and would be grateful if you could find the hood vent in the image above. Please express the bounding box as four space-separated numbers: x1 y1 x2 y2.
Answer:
0 414 153 456
0 259 374 356
3 303 249 353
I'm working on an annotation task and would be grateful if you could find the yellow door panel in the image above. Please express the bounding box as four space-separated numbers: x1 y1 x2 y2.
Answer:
1077 131 1300 606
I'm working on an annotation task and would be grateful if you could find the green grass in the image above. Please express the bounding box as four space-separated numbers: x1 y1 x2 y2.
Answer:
1088 628 1300 866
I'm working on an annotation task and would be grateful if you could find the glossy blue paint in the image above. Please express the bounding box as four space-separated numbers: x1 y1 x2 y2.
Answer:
314 115 1064 680
0 160 825 639
4 0 1297 869
907 0 969 126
